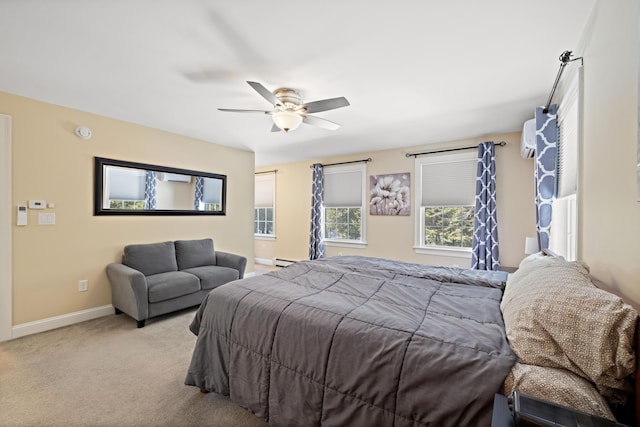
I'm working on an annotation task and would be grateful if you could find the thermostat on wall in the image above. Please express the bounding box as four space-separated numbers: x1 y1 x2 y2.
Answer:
28 200 46 209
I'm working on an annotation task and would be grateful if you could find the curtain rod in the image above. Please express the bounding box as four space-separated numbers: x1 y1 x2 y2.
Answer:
255 169 278 175
310 158 372 168
405 141 506 158
543 50 583 114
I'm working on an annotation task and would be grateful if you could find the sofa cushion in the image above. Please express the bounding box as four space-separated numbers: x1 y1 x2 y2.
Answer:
124 241 178 276
147 271 200 303
175 239 216 270
182 265 239 290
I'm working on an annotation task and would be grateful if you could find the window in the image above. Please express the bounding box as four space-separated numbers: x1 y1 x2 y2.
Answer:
254 173 275 237
201 178 223 212
415 151 477 254
550 69 581 261
323 164 366 245
104 166 146 210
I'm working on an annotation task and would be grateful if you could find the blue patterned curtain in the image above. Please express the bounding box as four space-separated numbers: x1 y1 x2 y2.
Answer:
194 176 204 210
471 141 499 271
309 164 324 260
143 171 156 210
535 105 557 250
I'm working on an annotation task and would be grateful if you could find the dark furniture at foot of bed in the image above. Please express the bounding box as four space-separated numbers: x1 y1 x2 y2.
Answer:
491 392 628 427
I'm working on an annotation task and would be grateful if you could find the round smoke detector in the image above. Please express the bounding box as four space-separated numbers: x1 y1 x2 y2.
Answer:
74 126 92 140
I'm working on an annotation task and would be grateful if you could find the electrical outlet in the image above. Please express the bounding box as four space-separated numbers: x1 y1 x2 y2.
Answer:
78 279 88 292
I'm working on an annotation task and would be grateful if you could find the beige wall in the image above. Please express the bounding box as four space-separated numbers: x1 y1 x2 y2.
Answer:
567 0 640 303
256 131 537 269
2 91 255 325
155 179 195 211
258 0 640 307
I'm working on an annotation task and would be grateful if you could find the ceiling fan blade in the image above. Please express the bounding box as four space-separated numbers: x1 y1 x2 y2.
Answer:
218 108 271 114
302 97 350 114
247 81 279 106
271 123 281 132
302 115 341 131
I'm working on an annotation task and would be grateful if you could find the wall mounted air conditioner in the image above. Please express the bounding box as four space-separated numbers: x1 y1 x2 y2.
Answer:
160 172 191 183
521 118 536 159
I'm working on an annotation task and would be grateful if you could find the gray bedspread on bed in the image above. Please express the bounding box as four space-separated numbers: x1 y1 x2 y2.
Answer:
185 256 515 426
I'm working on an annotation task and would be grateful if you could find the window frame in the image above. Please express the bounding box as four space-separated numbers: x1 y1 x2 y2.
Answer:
254 207 274 238
414 151 477 258
550 68 581 261
254 173 276 240
322 163 367 248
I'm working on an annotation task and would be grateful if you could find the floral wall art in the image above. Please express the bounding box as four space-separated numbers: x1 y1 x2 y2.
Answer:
369 173 411 216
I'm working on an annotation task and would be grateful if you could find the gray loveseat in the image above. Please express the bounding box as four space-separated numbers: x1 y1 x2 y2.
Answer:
106 238 246 328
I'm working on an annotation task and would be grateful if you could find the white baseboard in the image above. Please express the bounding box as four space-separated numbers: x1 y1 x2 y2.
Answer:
255 257 274 266
244 272 256 278
11 305 114 339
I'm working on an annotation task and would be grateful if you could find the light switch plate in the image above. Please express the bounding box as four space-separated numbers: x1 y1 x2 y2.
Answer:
38 213 55 225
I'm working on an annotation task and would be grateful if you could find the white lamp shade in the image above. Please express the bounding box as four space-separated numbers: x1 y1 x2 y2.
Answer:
273 110 303 132
524 236 540 254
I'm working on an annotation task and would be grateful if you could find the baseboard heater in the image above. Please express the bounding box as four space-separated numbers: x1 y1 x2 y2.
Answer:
274 258 298 267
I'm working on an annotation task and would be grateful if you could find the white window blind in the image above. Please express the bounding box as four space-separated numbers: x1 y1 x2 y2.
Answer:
420 155 477 206
322 164 366 245
557 72 580 198
323 168 363 207
203 177 222 204
255 173 275 208
107 166 146 200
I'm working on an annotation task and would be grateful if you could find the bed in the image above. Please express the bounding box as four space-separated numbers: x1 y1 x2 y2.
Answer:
185 254 638 426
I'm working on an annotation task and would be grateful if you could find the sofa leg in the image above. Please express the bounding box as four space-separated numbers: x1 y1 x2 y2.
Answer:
114 308 123 315
137 320 145 328
200 388 209 394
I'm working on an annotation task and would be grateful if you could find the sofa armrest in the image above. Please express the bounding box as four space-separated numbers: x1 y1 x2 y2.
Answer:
215 251 247 279
106 263 149 321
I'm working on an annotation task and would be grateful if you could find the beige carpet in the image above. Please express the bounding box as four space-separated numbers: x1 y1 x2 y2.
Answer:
0 308 269 427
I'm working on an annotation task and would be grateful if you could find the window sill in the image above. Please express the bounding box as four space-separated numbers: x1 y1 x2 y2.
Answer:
413 246 472 259
324 240 367 249
254 235 276 241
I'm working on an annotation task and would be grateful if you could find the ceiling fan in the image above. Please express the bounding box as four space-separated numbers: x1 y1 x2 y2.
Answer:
218 81 350 133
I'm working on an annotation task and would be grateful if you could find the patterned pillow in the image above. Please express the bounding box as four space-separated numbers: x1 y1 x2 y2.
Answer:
500 256 637 405
504 362 615 420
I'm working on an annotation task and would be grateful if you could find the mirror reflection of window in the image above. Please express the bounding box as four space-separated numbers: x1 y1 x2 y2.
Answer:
104 166 147 210
197 177 223 212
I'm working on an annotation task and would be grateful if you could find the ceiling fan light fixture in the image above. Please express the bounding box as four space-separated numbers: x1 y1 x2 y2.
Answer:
272 110 303 132
219 81 349 133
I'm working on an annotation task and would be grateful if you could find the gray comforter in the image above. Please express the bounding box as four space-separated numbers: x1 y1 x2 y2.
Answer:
185 256 515 426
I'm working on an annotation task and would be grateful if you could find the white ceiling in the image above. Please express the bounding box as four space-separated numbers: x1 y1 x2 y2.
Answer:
0 1 593 167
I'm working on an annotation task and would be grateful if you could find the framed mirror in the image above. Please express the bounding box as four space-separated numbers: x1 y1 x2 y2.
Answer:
94 157 226 216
